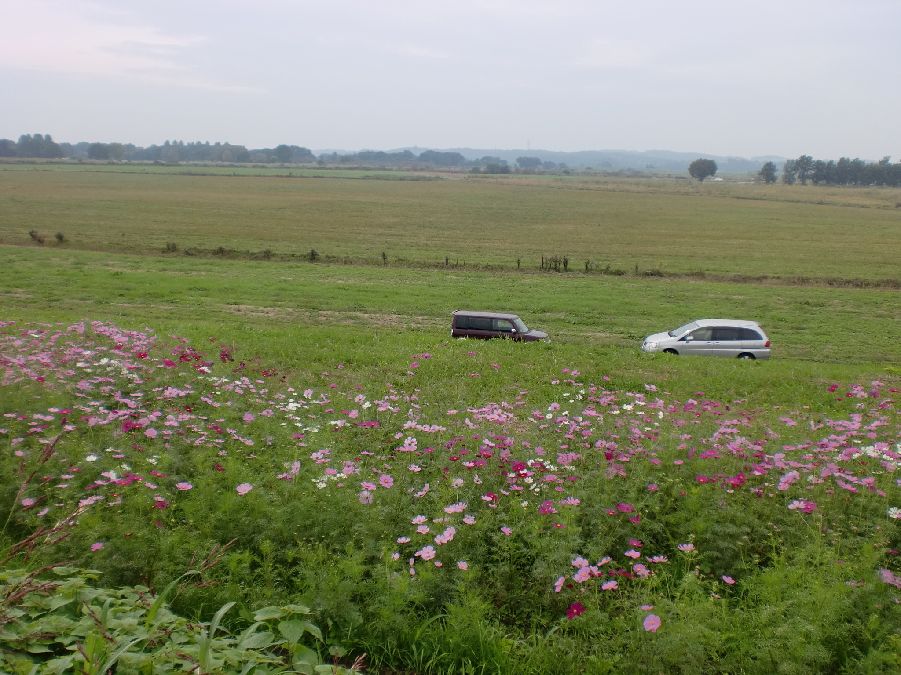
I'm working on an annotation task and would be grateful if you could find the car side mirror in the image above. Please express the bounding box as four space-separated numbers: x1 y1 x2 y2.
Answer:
682 335 693 342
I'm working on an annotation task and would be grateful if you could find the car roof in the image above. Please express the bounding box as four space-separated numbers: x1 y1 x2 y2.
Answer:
693 319 762 328
453 310 521 320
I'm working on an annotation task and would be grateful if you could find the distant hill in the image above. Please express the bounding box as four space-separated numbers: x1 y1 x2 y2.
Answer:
382 147 784 174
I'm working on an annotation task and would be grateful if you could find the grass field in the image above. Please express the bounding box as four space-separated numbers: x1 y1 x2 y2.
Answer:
2 164 899 281
0 164 898 673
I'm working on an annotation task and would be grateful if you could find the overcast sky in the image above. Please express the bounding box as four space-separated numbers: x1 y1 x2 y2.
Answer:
2 0 899 159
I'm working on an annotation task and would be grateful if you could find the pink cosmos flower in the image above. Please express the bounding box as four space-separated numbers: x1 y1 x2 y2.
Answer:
602 580 618 591
379 474 394 489
501 526 512 536
554 576 566 593
91 542 104 552
722 575 736 585
677 543 695 553
243 412 255 423
566 602 585 620
416 545 436 561
20 497 36 508
643 614 662 632
235 483 253 495
640 604 654 611
457 561 469 571
624 549 641 559
879 568 901 589
358 490 373 505
788 499 817 513
435 527 456 545
175 482 192 491
412 515 427 524
444 501 467 513
573 567 592 583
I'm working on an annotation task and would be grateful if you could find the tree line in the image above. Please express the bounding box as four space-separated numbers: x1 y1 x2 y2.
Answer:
0 134 570 173
756 155 901 187
0 134 567 174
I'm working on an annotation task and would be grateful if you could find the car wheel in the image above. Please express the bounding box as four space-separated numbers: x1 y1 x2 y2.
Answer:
663 349 678 355
737 353 755 360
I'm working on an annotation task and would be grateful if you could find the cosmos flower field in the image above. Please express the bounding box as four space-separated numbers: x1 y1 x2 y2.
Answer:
1 319 898 672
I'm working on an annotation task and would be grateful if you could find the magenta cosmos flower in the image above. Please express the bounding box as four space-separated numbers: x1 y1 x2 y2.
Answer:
235 483 253 495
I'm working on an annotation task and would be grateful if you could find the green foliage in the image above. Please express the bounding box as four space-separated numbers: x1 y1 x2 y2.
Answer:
0 567 351 674
688 158 718 181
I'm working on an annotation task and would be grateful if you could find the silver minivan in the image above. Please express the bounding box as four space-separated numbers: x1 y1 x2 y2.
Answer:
641 319 771 359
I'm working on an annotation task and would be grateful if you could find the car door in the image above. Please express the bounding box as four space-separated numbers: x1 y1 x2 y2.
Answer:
469 316 494 339
680 327 715 355
711 327 742 356
493 318 516 339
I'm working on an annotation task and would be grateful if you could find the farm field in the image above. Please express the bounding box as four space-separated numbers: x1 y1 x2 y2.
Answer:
2 164 900 281
0 166 899 673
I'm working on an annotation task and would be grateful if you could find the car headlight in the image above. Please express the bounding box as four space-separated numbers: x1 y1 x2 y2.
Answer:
644 341 658 350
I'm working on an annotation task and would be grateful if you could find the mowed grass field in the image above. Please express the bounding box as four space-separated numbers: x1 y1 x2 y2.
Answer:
1 163 899 281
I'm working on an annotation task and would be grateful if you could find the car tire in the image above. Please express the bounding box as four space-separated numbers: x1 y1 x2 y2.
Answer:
737 353 755 360
663 349 678 355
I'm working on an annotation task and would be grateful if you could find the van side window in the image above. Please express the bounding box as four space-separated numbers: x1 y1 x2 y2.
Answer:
494 319 514 332
688 327 713 340
471 317 492 331
713 327 741 341
739 327 762 340
455 315 470 330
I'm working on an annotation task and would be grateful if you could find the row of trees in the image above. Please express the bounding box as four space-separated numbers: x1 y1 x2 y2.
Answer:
755 155 901 186
5 135 899 184
0 135 576 173
686 154 901 187
778 155 901 187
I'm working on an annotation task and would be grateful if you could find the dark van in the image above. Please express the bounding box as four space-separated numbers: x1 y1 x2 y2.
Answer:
451 311 548 341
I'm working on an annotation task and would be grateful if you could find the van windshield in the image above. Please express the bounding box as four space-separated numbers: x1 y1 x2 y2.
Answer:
513 318 529 333
669 321 698 337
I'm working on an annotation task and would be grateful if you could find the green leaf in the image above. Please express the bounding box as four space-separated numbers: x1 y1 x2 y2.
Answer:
301 620 323 643
278 619 305 644
293 644 321 666
252 606 285 621
284 603 312 615
50 566 78 576
99 637 145 673
238 629 274 650
145 570 199 628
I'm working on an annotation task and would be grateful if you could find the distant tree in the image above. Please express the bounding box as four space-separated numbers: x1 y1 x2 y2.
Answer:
688 158 718 181
516 156 542 171
794 154 814 184
417 150 465 167
274 144 293 163
17 133 62 158
758 161 778 184
483 161 510 174
782 159 797 184
87 143 110 160
0 139 16 157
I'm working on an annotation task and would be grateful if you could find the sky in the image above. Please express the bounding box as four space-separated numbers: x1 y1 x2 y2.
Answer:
2 0 899 159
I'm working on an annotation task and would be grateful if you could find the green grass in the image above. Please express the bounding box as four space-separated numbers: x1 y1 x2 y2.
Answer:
1 246 898 370
2 165 899 281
